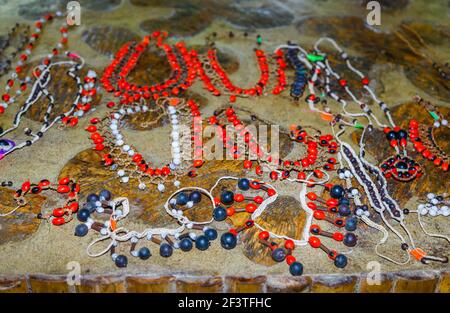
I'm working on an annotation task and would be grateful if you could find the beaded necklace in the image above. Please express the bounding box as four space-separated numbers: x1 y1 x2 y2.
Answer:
101 32 196 105
0 11 71 116
195 33 286 102
0 52 98 160
409 95 449 172
86 97 203 192
0 23 30 78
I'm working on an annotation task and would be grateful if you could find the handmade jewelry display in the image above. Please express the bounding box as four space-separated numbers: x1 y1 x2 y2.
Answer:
0 6 448 287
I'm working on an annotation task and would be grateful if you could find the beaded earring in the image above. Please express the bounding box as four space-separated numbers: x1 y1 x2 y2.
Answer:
0 177 79 226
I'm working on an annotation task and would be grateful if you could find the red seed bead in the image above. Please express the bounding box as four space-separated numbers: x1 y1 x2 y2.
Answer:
285 239 295 250
57 185 70 193
21 181 31 192
361 77 369 85
234 194 244 202
309 236 321 248
52 208 65 217
246 203 257 213
313 210 325 220
59 177 70 185
267 188 276 196
259 231 270 240
243 160 253 169
286 255 296 265
226 207 235 216
307 192 317 200
52 217 66 226
229 228 238 236
307 202 317 210
69 202 79 213
333 232 344 241
254 196 263 204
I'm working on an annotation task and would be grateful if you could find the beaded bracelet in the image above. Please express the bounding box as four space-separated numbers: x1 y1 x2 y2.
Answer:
0 177 79 226
86 97 203 192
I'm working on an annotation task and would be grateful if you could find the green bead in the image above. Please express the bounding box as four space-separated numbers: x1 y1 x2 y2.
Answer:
256 36 262 44
307 54 325 62
429 111 440 121
354 122 364 129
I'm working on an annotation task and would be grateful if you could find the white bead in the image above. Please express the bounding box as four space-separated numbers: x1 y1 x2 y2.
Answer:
110 124 118 130
169 199 176 205
131 237 139 243
138 183 146 190
174 180 180 187
364 211 370 217
117 169 125 177
131 251 139 257
96 207 104 213
189 232 197 240
173 158 181 165
157 184 165 192
431 198 439 205
113 113 121 119
100 228 108 235
173 146 181 154
442 119 448 126
356 208 363 216
429 209 437 217
344 170 352 178
418 204 425 210
121 176 129 183
128 149 135 156
427 193 435 200
122 145 130 152
186 201 194 208
116 139 124 146
434 121 440 128
111 253 118 261
338 173 345 180
351 189 359 196
420 208 428 215
115 209 122 217
172 141 179 148
142 105 149 112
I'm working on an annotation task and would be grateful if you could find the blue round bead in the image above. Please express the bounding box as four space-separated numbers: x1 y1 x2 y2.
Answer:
345 217 358 232
77 209 90 222
213 206 227 221
330 185 345 199
195 235 210 251
338 204 351 216
271 248 287 262
160 243 173 257
87 193 99 203
176 192 189 205
334 254 347 268
74 224 88 237
343 233 357 247
99 189 111 201
115 255 128 268
237 178 250 191
220 232 237 250
220 190 234 205
289 261 304 276
339 197 350 205
179 238 193 252
138 247 151 260
204 228 218 241
83 201 96 213
189 191 202 203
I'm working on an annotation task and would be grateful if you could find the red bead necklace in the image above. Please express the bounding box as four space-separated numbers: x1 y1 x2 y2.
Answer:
101 32 197 105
